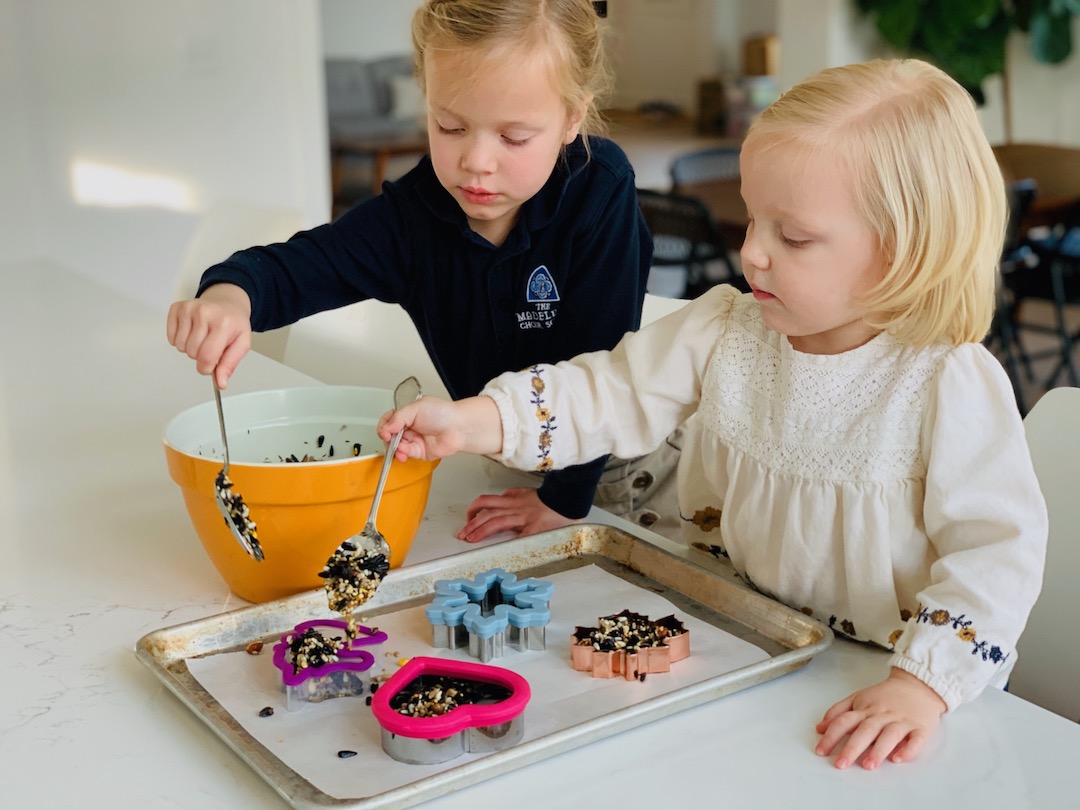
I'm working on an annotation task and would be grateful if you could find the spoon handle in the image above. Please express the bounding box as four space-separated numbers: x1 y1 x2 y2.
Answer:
212 378 230 475
364 429 402 532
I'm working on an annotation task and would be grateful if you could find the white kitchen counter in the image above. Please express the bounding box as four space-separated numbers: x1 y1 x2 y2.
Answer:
2 262 1078 809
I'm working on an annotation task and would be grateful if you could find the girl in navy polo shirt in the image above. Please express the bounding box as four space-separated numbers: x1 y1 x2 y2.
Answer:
168 0 669 543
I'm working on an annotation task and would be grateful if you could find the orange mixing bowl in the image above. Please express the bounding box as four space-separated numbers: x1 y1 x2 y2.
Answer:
163 385 439 603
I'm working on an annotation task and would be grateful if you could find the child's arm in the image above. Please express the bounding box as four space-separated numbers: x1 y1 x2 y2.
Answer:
166 283 252 388
815 667 946 770
378 395 503 461
817 346 1046 771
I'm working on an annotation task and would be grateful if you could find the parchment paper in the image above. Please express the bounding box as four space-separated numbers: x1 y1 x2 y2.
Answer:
188 563 771 799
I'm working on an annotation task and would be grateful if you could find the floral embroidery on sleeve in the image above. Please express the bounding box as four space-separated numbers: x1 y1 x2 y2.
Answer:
528 366 557 472
915 604 1010 665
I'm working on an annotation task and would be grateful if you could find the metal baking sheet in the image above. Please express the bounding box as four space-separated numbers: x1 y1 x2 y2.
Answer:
136 524 832 809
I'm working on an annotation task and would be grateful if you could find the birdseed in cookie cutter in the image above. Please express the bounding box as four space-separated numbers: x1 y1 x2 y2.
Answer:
371 656 531 765
571 609 690 680
425 567 553 662
272 618 388 709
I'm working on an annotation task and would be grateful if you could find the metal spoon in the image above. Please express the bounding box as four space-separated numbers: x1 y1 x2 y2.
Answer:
212 377 264 562
320 376 422 623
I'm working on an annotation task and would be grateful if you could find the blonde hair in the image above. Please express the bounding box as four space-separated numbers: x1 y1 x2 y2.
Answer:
744 59 1006 346
411 0 611 142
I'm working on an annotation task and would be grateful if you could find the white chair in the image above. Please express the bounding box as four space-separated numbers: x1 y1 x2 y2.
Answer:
1010 386 1080 723
174 201 306 363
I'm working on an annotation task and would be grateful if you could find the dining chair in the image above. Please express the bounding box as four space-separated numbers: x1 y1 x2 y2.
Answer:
999 219 1080 392
636 187 748 298
992 144 1080 393
174 201 306 364
669 145 741 187
668 145 748 254
985 179 1039 415
1009 385 1080 723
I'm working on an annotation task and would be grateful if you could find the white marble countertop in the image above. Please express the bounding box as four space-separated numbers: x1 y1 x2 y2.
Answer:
3 262 1079 809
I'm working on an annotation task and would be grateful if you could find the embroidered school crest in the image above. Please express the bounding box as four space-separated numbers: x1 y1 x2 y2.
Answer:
526 265 560 303
517 265 560 330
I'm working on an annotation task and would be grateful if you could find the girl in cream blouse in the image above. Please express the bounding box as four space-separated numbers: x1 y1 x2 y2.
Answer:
378 59 1048 773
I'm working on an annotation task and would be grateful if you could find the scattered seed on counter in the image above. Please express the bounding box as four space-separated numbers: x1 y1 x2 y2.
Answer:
352 443 362 456
370 682 379 694
397 657 410 667
245 641 264 655
317 435 325 448
365 696 373 706
258 706 274 717
337 750 358 759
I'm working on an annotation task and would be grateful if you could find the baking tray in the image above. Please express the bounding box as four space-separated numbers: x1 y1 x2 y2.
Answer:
136 523 831 808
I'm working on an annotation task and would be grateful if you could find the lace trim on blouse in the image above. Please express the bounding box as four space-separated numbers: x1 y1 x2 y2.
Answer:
698 299 952 483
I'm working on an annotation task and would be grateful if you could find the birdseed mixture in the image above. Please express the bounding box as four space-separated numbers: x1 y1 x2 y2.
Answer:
214 470 263 560
319 541 390 637
389 675 511 718
574 610 684 653
284 627 346 675
263 434 363 463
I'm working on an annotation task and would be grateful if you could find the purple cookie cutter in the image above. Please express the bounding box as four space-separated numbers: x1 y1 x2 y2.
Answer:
272 619 387 707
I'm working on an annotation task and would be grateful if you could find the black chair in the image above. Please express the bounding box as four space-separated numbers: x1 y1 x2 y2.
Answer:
669 146 741 187
636 187 749 298
986 179 1038 414
669 145 747 253
999 180 1080 393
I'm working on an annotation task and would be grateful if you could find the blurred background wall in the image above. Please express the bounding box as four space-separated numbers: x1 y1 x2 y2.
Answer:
2 0 1077 312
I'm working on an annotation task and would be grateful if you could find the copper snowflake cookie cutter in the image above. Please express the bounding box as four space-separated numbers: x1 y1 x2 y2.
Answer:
571 609 689 680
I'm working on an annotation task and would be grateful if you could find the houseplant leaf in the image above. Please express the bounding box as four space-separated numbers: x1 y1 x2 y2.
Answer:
1030 7 1075 62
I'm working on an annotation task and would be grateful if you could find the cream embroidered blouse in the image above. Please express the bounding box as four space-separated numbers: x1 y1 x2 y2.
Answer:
482 284 1048 710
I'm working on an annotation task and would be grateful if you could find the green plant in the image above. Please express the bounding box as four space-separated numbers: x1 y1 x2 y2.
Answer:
855 0 1078 104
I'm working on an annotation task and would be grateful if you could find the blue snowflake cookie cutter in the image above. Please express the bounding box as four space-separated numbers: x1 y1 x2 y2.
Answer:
425 567 554 663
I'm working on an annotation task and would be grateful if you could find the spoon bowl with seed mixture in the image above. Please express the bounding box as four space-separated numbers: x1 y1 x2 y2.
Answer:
320 376 422 630
212 377 265 562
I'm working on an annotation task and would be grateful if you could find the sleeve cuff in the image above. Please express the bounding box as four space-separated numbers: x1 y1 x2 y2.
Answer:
888 653 966 713
536 456 608 519
480 387 519 462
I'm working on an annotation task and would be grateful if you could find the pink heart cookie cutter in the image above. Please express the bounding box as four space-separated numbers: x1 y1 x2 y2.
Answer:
371 656 530 764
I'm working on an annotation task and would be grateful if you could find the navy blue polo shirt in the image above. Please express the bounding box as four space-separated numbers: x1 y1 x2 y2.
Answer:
199 135 652 518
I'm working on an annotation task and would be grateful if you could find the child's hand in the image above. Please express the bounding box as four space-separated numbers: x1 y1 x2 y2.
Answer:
377 395 503 462
458 487 582 543
815 667 946 770
166 284 252 389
